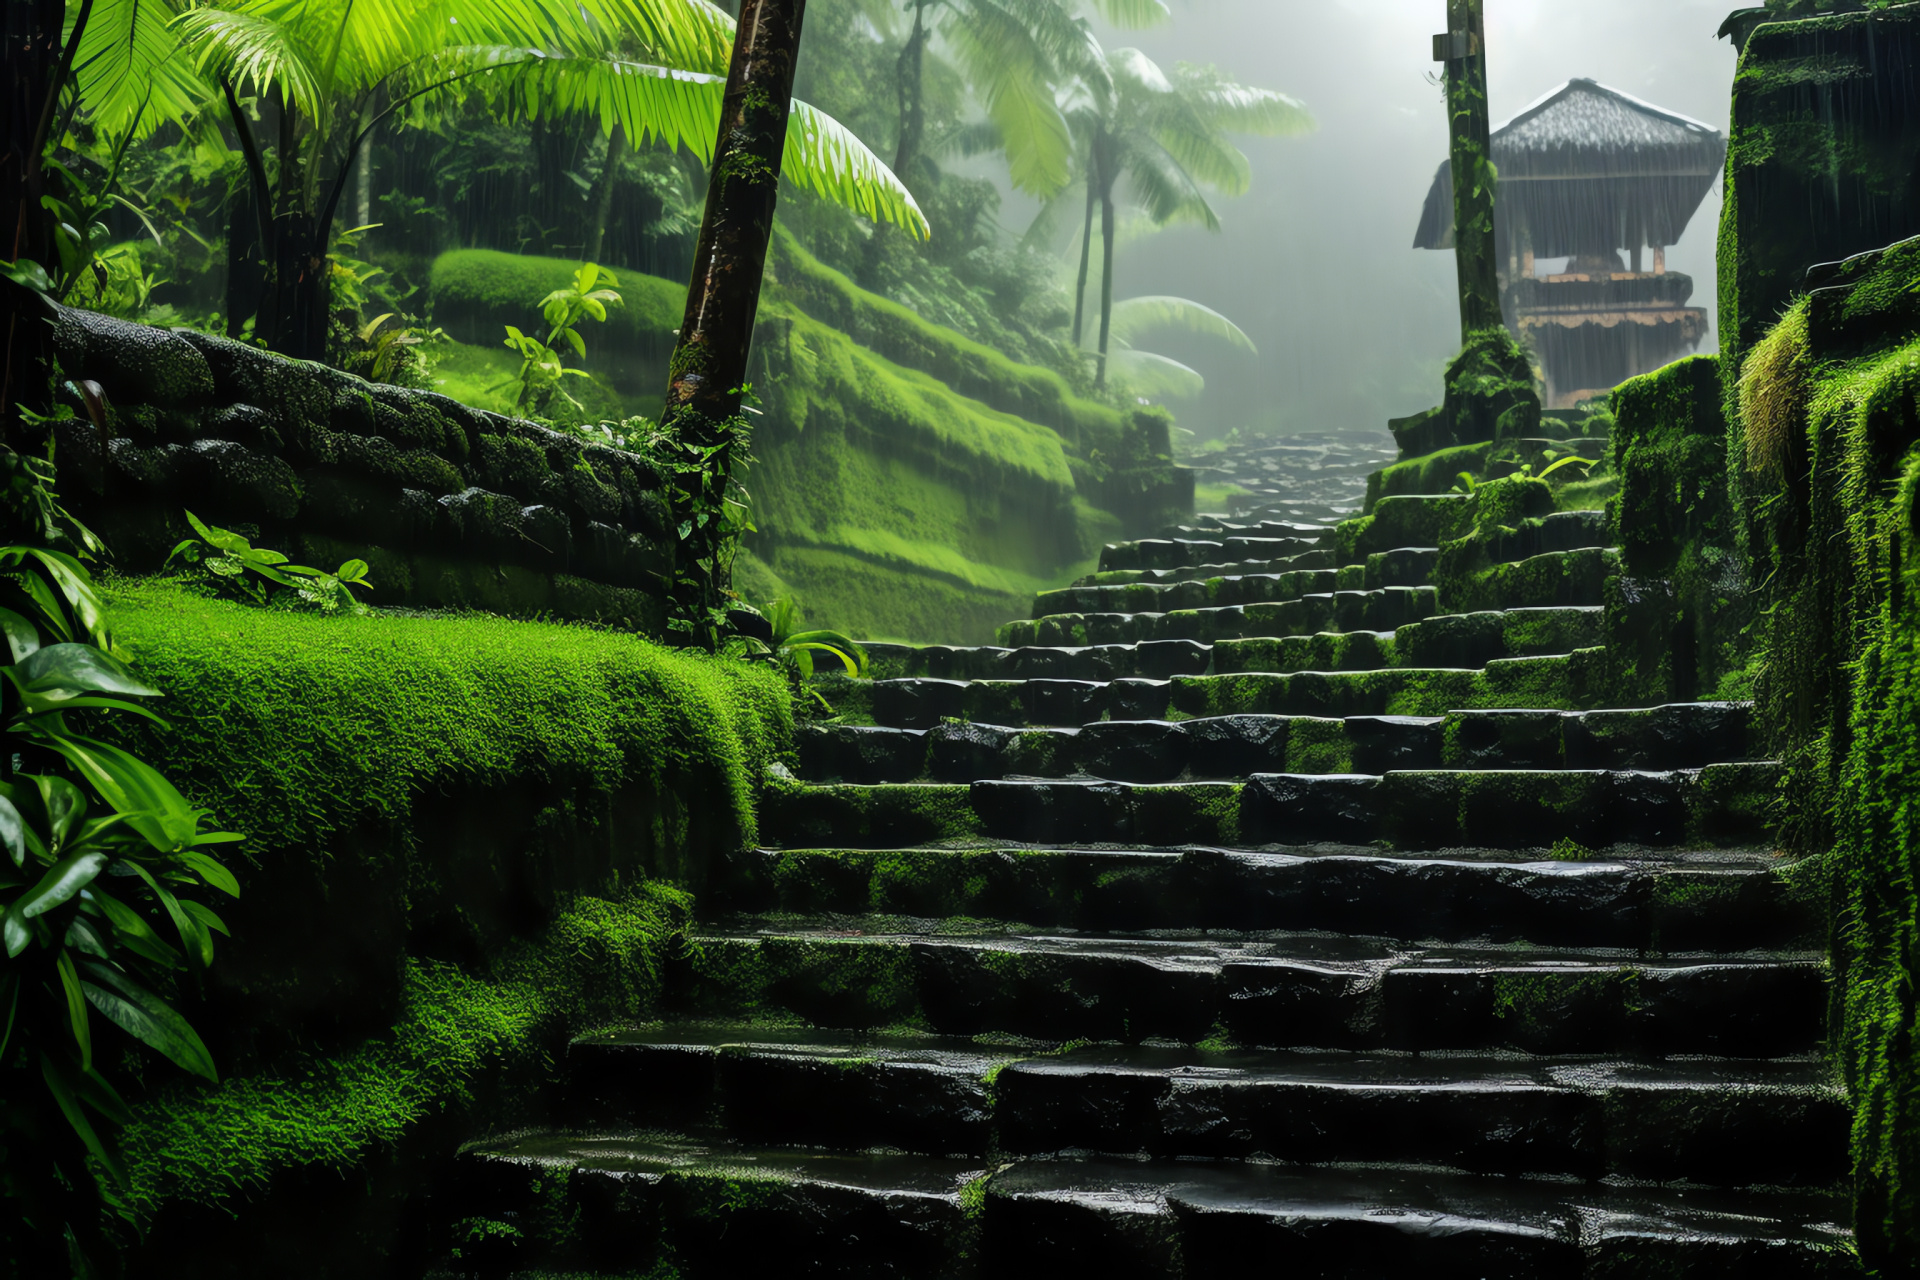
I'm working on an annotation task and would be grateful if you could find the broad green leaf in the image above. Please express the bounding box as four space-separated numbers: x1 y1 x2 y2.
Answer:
124 861 213 970
12 643 162 702
90 889 184 970
0 793 24 868
57 949 92 1069
31 735 199 851
0 606 42 661
81 960 218 1081
1 258 54 295
35 776 88 850
17 849 110 919
177 850 241 898
182 899 230 936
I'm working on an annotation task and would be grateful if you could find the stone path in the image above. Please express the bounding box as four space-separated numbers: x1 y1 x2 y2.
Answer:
451 458 1852 1277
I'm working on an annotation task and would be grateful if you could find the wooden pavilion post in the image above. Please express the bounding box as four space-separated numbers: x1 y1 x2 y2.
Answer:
1436 0 1501 337
659 0 808 644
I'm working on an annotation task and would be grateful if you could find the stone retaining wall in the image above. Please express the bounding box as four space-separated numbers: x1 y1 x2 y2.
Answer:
35 304 672 627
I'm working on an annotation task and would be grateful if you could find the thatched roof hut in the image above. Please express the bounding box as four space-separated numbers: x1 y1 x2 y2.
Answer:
1414 79 1726 258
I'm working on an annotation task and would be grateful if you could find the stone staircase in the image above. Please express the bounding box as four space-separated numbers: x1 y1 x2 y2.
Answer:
444 482 1853 1277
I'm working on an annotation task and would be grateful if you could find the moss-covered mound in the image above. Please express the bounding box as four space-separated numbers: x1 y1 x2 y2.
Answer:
423 242 1184 643
429 248 688 395
93 582 791 1268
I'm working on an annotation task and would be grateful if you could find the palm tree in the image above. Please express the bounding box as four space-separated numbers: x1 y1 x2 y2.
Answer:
59 0 925 358
1062 46 1311 386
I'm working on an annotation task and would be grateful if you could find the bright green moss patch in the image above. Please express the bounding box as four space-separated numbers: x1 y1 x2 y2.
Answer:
121 885 692 1228
104 580 791 865
1365 442 1491 511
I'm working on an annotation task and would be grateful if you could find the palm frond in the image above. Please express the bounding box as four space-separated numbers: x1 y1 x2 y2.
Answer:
943 3 1074 197
1109 347 1204 399
438 46 927 236
174 6 325 121
1173 62 1315 137
1087 0 1171 30
71 0 206 139
1109 295 1255 355
1121 140 1218 230
788 100 929 237
1150 117 1250 195
580 0 735 73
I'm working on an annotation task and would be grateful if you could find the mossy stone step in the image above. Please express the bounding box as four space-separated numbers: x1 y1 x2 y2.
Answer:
1394 605 1603 668
1445 702 1753 770
674 925 1825 1060
1443 545 1616 612
996 1158 1856 1279
1170 655 1602 719
861 639 1210 683
1098 535 1321 573
725 845 1819 951
1072 548 1338 588
1035 566 1346 617
1242 764 1776 848
769 765 1776 850
1007 1050 1840 1182
453 1136 1859 1277
453 1133 984 1278
1365 545 1440 588
1008 585 1439 647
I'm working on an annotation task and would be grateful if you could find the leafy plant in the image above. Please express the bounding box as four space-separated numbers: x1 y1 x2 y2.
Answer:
0 453 241 1273
500 263 621 419
164 513 373 615
729 596 868 714
342 313 445 389
1451 454 1594 494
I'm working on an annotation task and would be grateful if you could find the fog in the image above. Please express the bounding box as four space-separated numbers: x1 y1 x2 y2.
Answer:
994 0 1739 438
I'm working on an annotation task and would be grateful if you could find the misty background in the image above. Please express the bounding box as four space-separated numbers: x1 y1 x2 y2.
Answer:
971 0 1739 439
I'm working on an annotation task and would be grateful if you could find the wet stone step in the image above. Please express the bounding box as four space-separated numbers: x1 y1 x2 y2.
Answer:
1010 585 1439 648
1035 567 1346 617
1072 549 1338 588
565 1025 1009 1154
993 1158 1855 1280
725 846 1819 951
770 764 1779 849
675 926 1825 1058
860 641 1212 684
1364 546 1439 588
454 1133 985 1278
1487 507 1611 560
1003 1050 1842 1183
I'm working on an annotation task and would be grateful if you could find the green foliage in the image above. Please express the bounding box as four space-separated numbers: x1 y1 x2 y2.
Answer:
165 513 374 615
729 597 870 715
0 459 239 1274
501 263 623 419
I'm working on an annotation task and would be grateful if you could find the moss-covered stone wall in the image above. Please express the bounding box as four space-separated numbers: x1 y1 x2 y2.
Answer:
1735 233 1920 1279
94 582 791 1275
427 240 1187 643
39 304 672 627
1719 3 1920 556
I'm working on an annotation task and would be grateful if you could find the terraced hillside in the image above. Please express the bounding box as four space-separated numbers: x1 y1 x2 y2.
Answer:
448 466 1849 1277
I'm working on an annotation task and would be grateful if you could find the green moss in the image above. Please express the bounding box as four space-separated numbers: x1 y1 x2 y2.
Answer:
1285 717 1351 774
120 884 693 1227
766 231 1125 447
1365 442 1491 511
101 580 790 866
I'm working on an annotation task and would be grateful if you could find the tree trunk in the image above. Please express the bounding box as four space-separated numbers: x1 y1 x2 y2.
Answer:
1070 166 1095 349
1094 187 1115 388
584 123 627 265
253 211 329 361
661 0 808 643
1 0 66 440
859 0 927 289
1444 0 1500 336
